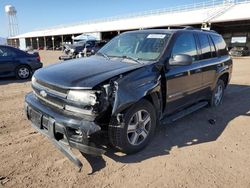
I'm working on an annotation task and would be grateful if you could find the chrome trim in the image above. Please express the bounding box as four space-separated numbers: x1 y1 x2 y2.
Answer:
32 81 67 98
34 91 64 109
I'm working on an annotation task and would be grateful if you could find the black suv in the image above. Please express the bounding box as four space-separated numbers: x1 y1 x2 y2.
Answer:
25 28 232 169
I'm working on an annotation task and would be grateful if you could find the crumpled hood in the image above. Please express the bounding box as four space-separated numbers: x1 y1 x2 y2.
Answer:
34 56 144 88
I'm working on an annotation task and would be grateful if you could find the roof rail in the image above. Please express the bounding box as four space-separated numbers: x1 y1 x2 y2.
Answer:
200 28 218 33
183 26 218 34
167 26 194 30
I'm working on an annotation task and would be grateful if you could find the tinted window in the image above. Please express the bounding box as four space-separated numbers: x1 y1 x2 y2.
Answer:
211 35 228 56
86 41 96 47
208 36 217 58
198 34 211 60
0 47 16 57
172 33 198 61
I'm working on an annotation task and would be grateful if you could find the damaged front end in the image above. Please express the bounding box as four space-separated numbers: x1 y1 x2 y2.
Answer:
24 78 111 170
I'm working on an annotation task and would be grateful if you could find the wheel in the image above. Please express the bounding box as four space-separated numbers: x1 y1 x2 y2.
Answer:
109 99 156 154
209 79 225 107
16 65 31 79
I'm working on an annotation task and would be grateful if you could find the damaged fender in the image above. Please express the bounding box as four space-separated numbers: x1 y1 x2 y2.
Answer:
110 66 163 118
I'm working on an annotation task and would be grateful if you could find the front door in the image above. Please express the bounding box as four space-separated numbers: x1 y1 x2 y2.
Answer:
164 32 203 115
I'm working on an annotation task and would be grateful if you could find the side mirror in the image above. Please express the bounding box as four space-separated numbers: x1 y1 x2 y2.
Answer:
169 54 193 66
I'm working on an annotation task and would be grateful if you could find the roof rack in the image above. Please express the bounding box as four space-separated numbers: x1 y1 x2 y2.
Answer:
167 26 194 30
171 26 218 34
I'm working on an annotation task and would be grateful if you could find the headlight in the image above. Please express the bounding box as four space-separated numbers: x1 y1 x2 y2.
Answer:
67 90 97 106
31 76 37 85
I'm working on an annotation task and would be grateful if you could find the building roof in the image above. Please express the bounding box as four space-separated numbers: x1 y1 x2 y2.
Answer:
9 0 250 39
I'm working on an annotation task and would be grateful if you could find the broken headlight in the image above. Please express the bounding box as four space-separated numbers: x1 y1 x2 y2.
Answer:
67 90 98 106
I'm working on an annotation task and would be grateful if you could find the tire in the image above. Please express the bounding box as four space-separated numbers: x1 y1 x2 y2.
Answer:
109 99 156 154
16 65 31 79
209 79 225 107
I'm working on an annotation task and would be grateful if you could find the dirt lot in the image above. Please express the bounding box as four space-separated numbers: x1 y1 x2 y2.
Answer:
0 50 250 188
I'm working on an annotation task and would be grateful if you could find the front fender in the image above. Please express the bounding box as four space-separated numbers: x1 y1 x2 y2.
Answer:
111 66 161 115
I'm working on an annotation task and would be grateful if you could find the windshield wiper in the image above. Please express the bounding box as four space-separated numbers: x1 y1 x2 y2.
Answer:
96 51 110 60
121 55 143 64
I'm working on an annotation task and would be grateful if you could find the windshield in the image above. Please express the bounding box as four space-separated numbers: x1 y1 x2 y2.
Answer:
98 32 170 61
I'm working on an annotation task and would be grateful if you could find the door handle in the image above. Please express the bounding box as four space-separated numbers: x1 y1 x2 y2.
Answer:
174 73 184 77
194 68 202 73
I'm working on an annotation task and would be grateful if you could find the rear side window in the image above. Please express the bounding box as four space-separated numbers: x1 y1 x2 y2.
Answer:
208 37 217 58
198 33 211 60
211 35 228 56
172 33 198 61
0 47 17 57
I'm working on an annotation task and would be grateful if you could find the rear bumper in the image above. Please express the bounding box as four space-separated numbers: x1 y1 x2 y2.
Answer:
25 92 105 168
30 62 43 72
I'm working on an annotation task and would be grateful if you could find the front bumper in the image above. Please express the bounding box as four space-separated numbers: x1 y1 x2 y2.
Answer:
25 92 105 169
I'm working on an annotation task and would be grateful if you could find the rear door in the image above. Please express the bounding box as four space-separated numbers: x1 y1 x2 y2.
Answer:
198 33 229 96
196 33 218 94
165 32 203 114
0 46 17 76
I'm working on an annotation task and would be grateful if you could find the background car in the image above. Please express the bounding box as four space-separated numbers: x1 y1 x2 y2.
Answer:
229 46 249 56
0 45 43 79
60 40 107 60
63 40 97 56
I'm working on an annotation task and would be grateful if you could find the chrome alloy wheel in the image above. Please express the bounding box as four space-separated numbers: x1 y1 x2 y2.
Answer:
127 110 151 146
18 67 30 79
214 84 223 106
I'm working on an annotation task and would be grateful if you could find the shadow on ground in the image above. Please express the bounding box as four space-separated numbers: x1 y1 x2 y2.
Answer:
82 84 250 174
0 77 30 85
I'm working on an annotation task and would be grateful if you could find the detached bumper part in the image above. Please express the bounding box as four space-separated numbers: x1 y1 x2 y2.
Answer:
24 96 105 170
31 118 83 170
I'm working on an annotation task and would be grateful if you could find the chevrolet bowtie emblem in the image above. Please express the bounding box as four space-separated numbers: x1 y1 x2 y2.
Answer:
40 90 47 97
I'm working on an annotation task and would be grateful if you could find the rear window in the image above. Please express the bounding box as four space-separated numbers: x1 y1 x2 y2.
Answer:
211 35 228 56
0 46 17 57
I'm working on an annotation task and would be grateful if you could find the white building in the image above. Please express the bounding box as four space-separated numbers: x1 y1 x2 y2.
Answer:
0 37 7 45
8 0 250 50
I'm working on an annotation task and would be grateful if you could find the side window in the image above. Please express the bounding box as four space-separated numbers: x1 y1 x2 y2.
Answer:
0 47 16 57
198 34 211 60
211 35 228 56
172 33 198 61
208 36 217 58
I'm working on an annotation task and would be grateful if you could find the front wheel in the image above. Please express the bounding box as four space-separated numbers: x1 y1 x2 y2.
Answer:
209 79 225 107
109 99 156 154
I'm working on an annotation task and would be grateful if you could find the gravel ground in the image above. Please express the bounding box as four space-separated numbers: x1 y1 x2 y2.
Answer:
0 50 250 188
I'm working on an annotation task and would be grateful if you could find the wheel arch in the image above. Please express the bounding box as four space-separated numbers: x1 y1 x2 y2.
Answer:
218 72 229 88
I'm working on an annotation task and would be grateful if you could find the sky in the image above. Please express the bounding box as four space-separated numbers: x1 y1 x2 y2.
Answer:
0 0 204 37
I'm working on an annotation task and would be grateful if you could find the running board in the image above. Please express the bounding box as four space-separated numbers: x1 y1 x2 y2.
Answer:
162 101 208 125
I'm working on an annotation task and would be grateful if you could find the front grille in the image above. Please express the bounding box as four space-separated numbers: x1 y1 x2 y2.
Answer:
36 79 68 94
32 78 96 117
33 79 68 98
32 79 67 109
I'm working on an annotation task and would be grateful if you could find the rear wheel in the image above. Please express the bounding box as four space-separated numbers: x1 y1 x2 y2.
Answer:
209 79 225 107
16 65 31 79
109 99 156 154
